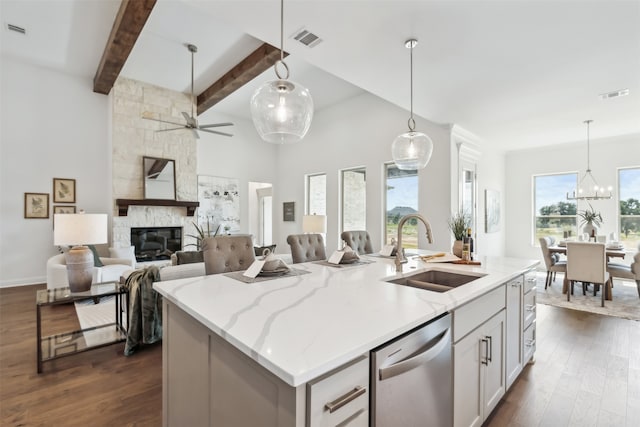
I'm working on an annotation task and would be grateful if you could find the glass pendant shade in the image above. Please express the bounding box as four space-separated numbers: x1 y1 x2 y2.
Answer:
250 79 314 144
391 130 434 170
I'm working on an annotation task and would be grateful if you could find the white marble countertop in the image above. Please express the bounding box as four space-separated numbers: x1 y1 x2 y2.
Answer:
153 251 538 387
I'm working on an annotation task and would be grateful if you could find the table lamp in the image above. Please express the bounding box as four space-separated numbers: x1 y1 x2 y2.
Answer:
303 214 326 234
54 213 108 292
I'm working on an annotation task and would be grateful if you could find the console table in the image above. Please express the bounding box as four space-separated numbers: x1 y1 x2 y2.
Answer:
36 282 129 373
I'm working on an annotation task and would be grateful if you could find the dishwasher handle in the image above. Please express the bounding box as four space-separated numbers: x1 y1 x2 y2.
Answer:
379 328 450 381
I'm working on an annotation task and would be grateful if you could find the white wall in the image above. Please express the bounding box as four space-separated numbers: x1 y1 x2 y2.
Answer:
0 57 111 286
477 146 507 256
505 133 640 266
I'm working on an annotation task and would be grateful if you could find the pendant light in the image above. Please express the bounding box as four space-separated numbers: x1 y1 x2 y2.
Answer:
391 39 433 170
566 120 612 200
250 0 314 144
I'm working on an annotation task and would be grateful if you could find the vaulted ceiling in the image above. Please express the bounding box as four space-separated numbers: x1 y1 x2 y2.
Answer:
2 0 639 151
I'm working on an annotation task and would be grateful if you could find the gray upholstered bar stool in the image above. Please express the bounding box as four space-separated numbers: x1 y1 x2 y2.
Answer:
202 235 256 275
286 234 327 264
340 230 373 255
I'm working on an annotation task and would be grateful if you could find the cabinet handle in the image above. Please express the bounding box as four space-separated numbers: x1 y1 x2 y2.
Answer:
510 282 520 287
481 338 489 365
325 386 366 413
486 335 492 363
526 339 536 348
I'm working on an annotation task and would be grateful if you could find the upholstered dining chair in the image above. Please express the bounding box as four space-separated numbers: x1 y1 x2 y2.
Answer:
606 251 640 299
340 230 373 255
202 235 256 275
566 242 609 306
539 237 567 290
287 234 327 264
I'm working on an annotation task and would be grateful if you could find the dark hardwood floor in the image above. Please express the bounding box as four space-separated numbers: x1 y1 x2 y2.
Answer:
2 284 638 426
0 284 162 426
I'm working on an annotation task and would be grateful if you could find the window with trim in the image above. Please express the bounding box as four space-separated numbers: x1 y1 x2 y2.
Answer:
385 163 418 248
306 173 326 216
341 167 366 232
619 167 640 248
534 173 577 243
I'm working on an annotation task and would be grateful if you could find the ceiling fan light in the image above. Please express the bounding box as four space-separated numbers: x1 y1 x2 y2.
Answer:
250 79 313 144
391 131 433 170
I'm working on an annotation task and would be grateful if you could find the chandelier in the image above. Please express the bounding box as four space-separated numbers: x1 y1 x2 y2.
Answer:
566 120 612 200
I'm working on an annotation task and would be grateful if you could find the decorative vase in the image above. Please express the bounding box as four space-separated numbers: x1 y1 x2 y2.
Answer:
452 240 463 257
582 223 597 238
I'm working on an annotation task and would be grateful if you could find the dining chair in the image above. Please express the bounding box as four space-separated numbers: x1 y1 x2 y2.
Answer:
286 234 327 263
340 230 373 255
566 242 609 306
202 235 256 275
606 251 640 299
539 237 567 290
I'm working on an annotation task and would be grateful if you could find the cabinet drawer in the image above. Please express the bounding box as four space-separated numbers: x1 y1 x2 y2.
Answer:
524 271 537 294
307 355 369 427
454 285 506 343
523 289 536 330
524 322 536 363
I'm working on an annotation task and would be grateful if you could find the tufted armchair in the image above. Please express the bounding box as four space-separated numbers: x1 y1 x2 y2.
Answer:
607 251 640 298
340 230 373 255
539 236 567 290
287 234 327 264
202 235 256 275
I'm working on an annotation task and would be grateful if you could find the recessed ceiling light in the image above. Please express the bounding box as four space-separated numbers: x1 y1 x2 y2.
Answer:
599 88 629 100
6 23 26 35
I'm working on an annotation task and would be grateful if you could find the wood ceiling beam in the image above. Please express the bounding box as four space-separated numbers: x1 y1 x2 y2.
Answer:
93 0 157 95
197 43 287 116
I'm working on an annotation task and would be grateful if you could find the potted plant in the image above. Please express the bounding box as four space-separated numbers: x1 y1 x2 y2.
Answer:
186 217 220 250
448 211 470 257
578 203 603 237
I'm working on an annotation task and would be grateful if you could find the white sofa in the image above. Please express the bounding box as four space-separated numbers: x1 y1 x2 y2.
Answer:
46 246 136 289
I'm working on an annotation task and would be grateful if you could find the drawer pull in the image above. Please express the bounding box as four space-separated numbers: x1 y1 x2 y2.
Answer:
325 386 366 413
510 282 520 287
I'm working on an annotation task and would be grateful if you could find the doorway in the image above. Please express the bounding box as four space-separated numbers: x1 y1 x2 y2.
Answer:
248 182 273 246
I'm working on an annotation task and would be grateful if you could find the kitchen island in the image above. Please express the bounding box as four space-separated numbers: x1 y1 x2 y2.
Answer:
153 251 538 426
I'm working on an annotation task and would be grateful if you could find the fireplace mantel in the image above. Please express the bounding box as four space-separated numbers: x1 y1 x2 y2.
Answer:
116 199 199 216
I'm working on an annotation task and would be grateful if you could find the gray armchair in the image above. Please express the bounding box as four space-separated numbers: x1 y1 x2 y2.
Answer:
202 235 256 275
287 234 326 264
341 230 373 255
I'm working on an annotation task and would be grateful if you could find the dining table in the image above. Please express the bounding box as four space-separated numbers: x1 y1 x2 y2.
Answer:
547 243 626 299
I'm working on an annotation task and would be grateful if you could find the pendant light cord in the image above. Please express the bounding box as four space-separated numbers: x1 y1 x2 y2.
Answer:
274 0 290 80
191 47 195 118
585 119 592 172
407 40 416 131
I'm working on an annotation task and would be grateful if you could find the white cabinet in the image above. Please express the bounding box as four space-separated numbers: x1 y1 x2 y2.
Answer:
453 286 506 427
523 271 537 364
505 275 523 389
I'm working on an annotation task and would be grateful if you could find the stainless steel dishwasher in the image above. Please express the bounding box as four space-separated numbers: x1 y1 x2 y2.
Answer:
371 312 452 427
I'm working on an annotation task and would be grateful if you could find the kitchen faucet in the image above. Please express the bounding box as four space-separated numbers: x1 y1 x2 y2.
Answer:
395 213 434 272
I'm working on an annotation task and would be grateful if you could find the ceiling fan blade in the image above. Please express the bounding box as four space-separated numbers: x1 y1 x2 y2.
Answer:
198 122 234 129
142 116 186 127
191 129 200 139
155 126 186 133
182 112 197 128
199 128 233 137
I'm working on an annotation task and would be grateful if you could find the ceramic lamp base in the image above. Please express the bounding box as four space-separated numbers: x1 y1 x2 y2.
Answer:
65 246 94 292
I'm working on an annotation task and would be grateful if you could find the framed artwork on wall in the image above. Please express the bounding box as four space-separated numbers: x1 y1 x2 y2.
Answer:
53 205 76 214
485 189 501 233
24 193 49 219
53 178 76 203
283 202 295 222
197 175 241 232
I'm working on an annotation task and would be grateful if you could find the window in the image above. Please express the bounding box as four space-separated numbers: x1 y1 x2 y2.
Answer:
619 167 640 248
385 163 419 248
533 173 577 243
306 173 326 216
341 167 366 232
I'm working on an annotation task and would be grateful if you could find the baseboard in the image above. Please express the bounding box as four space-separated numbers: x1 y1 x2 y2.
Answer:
0 277 45 288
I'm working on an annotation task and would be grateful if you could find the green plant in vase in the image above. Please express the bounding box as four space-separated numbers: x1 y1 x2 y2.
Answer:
448 211 470 257
578 203 602 238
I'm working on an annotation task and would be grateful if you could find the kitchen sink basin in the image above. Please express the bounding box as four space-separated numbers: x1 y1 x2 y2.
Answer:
386 269 486 293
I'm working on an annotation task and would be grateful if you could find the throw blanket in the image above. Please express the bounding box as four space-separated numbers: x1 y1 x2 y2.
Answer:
124 265 162 356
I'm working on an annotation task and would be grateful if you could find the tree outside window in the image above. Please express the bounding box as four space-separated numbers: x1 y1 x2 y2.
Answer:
534 173 577 243
619 167 640 248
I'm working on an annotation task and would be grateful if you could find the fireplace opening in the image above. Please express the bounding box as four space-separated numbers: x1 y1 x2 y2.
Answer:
131 226 182 262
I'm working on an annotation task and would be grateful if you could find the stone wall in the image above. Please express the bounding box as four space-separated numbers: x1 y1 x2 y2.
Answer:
111 77 199 249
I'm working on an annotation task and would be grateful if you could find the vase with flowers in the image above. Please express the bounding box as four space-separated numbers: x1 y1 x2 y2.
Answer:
448 211 470 257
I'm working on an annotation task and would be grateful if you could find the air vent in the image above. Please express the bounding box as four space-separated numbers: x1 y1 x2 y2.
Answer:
6 23 26 35
291 28 322 48
599 89 629 100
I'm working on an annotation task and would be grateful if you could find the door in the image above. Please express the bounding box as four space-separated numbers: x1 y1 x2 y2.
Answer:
483 311 505 416
453 327 483 427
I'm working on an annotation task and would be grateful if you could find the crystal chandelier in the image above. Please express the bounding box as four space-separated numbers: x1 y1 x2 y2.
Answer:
567 120 612 200
250 0 313 144
391 39 433 170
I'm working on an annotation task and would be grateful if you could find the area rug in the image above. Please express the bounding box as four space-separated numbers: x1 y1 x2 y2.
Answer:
535 271 640 321
75 296 125 346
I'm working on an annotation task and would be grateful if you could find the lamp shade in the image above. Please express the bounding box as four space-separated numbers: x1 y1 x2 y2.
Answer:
303 215 326 233
54 214 108 246
250 79 314 144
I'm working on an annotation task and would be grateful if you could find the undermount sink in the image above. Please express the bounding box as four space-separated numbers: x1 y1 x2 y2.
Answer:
386 269 486 293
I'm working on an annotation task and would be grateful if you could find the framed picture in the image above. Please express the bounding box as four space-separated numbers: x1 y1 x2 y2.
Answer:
53 205 76 214
283 202 295 222
485 189 501 233
24 193 49 219
53 178 76 203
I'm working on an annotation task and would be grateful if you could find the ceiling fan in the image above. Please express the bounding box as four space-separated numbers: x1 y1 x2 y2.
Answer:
142 44 233 139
